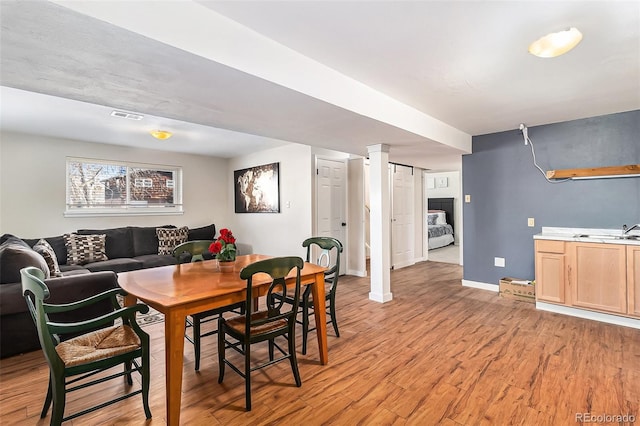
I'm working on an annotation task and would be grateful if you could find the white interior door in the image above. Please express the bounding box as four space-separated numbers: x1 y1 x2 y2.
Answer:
391 164 414 269
316 158 346 274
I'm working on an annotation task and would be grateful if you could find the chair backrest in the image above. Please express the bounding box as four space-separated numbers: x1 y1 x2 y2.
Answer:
239 256 304 330
173 240 214 263
302 237 343 292
20 266 64 371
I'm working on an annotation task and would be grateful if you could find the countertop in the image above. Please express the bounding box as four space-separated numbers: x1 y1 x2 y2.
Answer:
534 227 640 246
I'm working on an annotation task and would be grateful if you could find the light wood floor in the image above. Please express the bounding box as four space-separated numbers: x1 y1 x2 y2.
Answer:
1 261 639 425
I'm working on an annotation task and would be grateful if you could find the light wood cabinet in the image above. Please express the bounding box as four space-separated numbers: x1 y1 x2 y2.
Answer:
535 239 639 319
628 245 640 317
568 242 627 314
535 240 566 303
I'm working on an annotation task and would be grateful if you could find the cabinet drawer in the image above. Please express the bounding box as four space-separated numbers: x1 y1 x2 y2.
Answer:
535 240 565 254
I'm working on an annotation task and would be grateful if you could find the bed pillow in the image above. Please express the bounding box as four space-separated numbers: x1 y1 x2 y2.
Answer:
435 212 447 225
33 239 63 277
157 226 189 255
427 214 438 225
64 233 108 265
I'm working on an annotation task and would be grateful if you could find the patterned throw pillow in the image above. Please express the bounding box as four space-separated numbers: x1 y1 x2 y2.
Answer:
33 239 63 277
156 226 188 255
63 233 108 265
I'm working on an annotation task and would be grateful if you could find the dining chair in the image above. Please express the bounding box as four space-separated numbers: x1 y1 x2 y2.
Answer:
173 240 245 371
217 256 304 411
20 266 151 425
274 236 343 354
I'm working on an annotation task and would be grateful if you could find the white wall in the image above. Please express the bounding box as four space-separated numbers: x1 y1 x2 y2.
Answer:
347 157 366 276
425 170 462 245
0 131 229 238
229 144 313 258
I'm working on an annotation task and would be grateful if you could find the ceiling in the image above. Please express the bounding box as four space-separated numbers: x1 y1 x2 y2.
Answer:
1 1 638 171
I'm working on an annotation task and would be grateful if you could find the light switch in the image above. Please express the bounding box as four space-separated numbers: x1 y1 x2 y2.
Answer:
528 218 535 227
465 194 471 203
494 257 505 267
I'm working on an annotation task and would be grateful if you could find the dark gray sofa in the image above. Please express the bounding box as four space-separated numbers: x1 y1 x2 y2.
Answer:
0 224 215 358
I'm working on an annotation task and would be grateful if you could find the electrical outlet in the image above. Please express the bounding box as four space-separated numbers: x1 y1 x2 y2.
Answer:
494 257 505 267
465 194 471 203
528 217 535 227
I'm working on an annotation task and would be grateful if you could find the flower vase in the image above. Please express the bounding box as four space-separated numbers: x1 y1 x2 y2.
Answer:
218 260 236 273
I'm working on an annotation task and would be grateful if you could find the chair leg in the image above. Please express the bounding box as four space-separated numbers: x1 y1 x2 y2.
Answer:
142 345 152 419
288 330 302 387
124 360 133 385
329 295 340 337
50 374 66 426
245 342 251 411
301 297 310 355
41 375 53 418
268 339 275 361
217 319 225 383
193 316 201 371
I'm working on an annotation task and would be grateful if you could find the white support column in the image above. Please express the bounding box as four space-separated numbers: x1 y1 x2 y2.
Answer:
367 144 393 303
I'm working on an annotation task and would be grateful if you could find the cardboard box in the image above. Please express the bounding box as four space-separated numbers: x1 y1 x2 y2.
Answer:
499 277 535 303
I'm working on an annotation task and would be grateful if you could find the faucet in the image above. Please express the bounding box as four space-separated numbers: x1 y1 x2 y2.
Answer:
623 224 640 235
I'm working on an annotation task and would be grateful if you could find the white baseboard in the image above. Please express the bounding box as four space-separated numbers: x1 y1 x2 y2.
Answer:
347 269 367 277
536 302 640 330
462 279 499 292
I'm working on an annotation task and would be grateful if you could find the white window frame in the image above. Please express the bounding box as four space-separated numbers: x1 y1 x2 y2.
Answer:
65 157 183 217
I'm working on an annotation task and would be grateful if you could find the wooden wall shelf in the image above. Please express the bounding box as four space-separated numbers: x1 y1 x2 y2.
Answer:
546 164 640 180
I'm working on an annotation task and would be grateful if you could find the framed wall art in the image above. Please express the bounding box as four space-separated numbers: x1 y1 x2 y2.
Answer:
234 162 280 213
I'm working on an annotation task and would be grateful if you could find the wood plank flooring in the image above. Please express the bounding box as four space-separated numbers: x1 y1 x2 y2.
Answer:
1 260 638 425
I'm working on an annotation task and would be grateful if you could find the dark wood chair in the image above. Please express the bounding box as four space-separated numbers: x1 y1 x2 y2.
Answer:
217 256 304 411
274 236 343 354
20 266 151 425
173 240 245 371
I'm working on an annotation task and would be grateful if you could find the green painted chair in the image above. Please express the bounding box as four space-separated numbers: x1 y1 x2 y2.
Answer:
20 266 151 426
173 240 244 371
218 256 304 411
274 236 343 354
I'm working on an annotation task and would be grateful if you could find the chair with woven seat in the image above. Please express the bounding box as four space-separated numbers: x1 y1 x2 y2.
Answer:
20 266 151 426
274 236 343 355
173 240 244 371
217 256 304 411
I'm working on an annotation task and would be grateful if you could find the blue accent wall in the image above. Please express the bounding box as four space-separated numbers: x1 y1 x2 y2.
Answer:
462 110 640 286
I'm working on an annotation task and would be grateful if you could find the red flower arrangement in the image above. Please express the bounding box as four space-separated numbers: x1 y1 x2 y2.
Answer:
209 228 237 262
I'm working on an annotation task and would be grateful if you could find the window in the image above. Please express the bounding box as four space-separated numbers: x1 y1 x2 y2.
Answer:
66 158 183 216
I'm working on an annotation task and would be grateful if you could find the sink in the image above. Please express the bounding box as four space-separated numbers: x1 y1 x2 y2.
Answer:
574 234 640 241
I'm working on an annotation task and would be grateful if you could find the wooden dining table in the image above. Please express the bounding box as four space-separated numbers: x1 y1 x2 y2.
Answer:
117 254 328 426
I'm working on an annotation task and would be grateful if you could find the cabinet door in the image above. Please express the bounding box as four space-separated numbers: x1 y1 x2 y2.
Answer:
535 251 566 303
569 242 627 314
628 245 640 317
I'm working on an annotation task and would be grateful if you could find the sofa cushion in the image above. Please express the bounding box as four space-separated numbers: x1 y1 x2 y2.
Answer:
133 254 177 269
156 226 188 255
188 224 216 241
83 258 143 273
131 225 174 256
63 233 108 265
0 235 50 284
77 227 134 259
23 235 68 266
33 239 63 277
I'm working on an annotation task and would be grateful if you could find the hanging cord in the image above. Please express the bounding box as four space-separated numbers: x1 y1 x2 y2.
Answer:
522 129 570 184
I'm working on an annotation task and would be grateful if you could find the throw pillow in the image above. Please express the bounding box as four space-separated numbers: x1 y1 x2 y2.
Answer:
33 239 63 277
156 226 188 255
0 235 50 283
64 233 108 265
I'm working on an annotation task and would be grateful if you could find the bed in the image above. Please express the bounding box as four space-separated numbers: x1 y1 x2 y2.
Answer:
427 198 455 250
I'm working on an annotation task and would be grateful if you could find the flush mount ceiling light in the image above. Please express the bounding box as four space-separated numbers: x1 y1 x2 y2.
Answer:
528 27 583 58
150 130 173 140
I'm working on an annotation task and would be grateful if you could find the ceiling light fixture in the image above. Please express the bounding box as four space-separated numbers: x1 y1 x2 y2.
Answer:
150 130 173 140
111 110 144 120
528 27 583 58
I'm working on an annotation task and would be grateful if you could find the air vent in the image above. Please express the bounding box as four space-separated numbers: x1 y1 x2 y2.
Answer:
111 110 144 120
